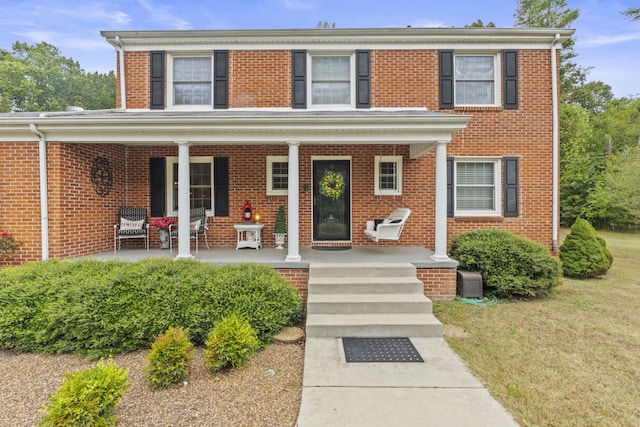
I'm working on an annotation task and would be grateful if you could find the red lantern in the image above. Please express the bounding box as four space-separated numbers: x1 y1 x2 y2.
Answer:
242 200 253 223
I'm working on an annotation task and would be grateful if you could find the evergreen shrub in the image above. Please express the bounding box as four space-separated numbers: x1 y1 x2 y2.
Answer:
449 228 561 298
560 218 613 278
40 359 129 427
204 313 260 371
0 259 301 357
144 326 193 389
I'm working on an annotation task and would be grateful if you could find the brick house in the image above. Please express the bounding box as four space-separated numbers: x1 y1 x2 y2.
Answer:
0 27 573 300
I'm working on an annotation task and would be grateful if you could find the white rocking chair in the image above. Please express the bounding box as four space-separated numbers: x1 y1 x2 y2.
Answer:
364 208 411 242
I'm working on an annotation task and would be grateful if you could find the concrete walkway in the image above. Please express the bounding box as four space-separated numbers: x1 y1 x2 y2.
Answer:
296 337 519 427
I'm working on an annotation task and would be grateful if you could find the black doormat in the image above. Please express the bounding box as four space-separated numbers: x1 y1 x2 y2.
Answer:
342 337 424 363
311 246 351 251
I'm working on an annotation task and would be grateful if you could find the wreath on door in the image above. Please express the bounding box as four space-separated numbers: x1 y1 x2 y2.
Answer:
319 170 345 201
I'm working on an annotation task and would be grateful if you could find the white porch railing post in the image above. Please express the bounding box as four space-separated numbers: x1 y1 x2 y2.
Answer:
432 141 450 261
176 141 193 259
286 141 302 262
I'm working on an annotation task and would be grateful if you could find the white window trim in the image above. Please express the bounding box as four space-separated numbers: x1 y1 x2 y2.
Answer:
454 157 502 216
166 53 214 110
374 155 403 196
307 52 356 110
267 156 289 196
454 52 501 107
166 156 214 216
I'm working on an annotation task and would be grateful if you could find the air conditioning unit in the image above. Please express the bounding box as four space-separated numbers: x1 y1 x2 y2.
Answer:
456 270 483 299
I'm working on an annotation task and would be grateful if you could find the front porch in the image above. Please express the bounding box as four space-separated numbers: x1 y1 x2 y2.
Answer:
88 246 459 301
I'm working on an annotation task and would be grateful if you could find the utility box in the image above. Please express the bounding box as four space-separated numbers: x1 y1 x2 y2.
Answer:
456 270 483 298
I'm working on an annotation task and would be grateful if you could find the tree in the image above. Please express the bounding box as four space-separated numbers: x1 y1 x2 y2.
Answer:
622 4 640 20
514 0 587 97
0 41 115 112
570 81 614 114
465 19 496 27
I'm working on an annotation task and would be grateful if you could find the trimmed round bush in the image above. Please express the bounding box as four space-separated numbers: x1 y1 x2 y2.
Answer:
560 218 613 278
204 313 260 371
449 228 561 299
40 358 129 426
144 327 193 389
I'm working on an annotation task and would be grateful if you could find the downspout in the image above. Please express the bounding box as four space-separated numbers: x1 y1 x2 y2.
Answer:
551 33 561 253
29 122 50 260
114 36 127 109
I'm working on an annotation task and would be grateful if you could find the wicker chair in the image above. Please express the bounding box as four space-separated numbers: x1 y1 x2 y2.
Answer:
113 207 149 253
364 208 411 243
169 207 210 253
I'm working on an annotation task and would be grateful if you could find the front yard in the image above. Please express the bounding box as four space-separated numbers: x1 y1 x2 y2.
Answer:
435 230 640 426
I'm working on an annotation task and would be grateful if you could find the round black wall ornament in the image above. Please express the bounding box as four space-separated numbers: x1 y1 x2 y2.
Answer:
91 156 113 197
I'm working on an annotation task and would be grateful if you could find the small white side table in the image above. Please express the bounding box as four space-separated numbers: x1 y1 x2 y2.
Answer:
234 223 264 249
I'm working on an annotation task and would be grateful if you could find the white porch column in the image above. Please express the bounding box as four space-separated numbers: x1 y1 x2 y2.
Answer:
176 141 193 259
432 141 450 261
286 141 302 262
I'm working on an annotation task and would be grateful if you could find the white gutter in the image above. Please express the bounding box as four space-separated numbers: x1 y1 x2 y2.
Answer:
114 36 127 109
551 33 561 253
29 122 50 260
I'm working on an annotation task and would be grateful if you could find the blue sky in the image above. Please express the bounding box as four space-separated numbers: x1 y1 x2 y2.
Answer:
1 0 638 97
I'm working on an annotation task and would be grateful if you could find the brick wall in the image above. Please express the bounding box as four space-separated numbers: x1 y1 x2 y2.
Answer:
229 50 291 108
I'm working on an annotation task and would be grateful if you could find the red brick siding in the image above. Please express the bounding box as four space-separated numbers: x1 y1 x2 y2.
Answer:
417 268 457 301
0 143 42 265
121 51 152 109
229 50 291 108
276 268 309 303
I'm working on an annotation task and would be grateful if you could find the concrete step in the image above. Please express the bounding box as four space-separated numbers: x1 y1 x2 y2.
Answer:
308 263 416 279
306 313 443 338
308 276 425 295
307 293 433 315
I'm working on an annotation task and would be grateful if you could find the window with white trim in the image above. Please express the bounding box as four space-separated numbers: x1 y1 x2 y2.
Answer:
374 156 403 195
267 156 288 196
455 54 499 106
166 157 213 216
169 55 213 107
309 53 355 108
454 158 501 215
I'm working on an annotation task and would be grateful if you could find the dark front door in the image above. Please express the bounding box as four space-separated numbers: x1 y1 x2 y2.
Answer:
313 160 351 241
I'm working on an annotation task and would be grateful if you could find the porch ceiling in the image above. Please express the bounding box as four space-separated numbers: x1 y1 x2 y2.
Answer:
0 109 471 158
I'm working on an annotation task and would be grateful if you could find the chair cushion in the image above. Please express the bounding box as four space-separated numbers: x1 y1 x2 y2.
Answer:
120 218 144 230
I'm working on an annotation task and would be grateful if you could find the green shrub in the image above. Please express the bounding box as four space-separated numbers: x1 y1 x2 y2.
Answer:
0 259 301 357
560 218 613 278
40 358 129 427
449 228 562 298
204 313 260 371
144 326 193 389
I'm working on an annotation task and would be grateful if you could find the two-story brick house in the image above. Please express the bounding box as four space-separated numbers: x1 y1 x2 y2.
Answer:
0 27 573 299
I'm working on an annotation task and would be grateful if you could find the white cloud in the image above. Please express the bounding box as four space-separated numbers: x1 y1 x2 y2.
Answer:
137 0 192 30
12 29 110 52
581 31 640 47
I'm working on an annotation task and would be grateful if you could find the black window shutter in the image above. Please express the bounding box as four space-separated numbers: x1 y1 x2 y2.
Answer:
504 157 519 217
214 157 229 216
214 50 228 109
504 50 518 109
447 157 454 217
150 51 165 109
150 157 166 217
356 50 371 109
292 50 307 109
439 50 454 109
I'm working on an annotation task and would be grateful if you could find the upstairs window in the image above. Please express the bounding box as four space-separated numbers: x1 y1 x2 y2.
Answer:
310 54 354 107
374 156 403 196
455 55 499 106
170 56 212 107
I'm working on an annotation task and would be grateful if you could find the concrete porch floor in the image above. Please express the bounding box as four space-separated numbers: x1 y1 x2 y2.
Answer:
90 246 458 269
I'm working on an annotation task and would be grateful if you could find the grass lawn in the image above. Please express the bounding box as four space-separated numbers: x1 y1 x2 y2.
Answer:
434 230 640 427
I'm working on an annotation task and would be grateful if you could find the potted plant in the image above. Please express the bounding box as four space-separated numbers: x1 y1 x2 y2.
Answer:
274 205 286 249
150 217 177 249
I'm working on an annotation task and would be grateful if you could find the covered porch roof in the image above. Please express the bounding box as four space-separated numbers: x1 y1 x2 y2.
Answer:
0 108 471 158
